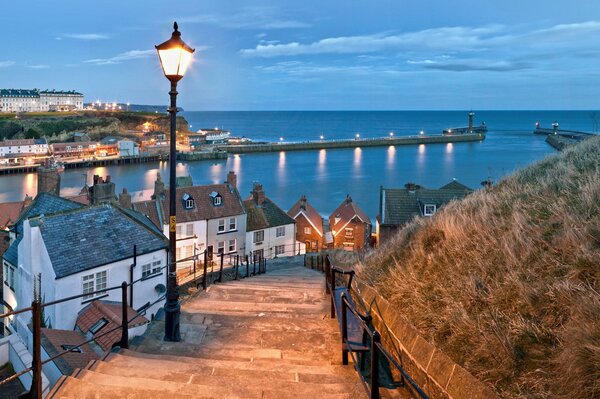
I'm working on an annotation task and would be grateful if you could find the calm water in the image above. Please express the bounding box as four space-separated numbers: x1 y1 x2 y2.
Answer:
1 111 596 219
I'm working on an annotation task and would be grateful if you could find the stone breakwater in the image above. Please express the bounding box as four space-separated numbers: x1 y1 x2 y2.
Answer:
219 133 485 154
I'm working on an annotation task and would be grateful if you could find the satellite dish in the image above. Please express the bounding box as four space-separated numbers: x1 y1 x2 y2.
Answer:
154 284 166 294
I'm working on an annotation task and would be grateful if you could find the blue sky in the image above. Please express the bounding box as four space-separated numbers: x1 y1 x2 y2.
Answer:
2 0 600 110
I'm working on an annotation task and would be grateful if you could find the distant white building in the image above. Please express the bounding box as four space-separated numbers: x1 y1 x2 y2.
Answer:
118 138 139 157
0 138 49 164
0 89 84 112
243 182 297 260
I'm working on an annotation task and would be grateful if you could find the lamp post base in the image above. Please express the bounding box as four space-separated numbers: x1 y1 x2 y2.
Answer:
163 298 181 342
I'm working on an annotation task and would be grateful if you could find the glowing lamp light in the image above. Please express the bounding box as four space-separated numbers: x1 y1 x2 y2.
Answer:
420 130 424 135
156 22 195 82
355 133 360 140
320 135 324 140
389 132 394 137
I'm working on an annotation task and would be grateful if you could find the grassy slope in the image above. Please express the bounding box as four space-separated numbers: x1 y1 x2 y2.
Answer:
360 137 600 399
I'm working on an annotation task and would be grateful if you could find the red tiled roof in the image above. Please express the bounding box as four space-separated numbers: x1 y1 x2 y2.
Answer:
134 183 244 226
40 328 100 375
288 196 324 236
132 199 162 229
0 201 26 229
66 194 90 205
329 196 372 233
76 300 148 351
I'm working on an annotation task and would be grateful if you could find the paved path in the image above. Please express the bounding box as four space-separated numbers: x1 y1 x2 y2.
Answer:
49 259 367 398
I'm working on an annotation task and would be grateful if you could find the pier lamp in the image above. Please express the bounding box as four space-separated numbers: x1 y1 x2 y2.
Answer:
355 133 360 140
389 132 394 138
280 137 284 143
156 21 195 343
320 135 324 141
420 130 424 135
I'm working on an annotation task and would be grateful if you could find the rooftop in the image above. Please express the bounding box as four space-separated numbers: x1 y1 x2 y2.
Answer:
288 195 324 236
40 328 100 376
329 195 371 232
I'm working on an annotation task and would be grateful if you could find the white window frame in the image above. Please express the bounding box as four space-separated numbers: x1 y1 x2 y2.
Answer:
185 199 194 209
82 270 108 301
304 227 312 235
254 230 264 243
424 204 437 216
214 196 222 206
217 241 225 254
228 239 236 253
229 217 237 231
275 245 285 256
276 226 285 237
142 260 162 279
218 219 225 233
186 223 194 237
345 227 353 237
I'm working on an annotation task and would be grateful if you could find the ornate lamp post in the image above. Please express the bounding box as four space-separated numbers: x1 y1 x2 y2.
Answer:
156 22 195 342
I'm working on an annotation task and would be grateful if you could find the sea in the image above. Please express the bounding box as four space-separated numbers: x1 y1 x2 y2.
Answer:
1 111 597 219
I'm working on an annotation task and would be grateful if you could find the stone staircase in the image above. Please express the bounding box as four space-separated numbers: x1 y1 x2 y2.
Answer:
47 258 378 399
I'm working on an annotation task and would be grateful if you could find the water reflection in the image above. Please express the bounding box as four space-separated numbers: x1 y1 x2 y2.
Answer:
446 143 453 154
387 146 396 170
24 173 36 197
353 147 362 170
278 151 287 181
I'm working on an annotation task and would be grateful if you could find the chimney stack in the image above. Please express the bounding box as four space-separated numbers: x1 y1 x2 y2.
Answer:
119 188 132 208
404 182 419 193
37 164 61 196
344 194 352 204
90 175 116 205
152 173 165 200
300 194 307 210
226 171 237 189
252 182 266 205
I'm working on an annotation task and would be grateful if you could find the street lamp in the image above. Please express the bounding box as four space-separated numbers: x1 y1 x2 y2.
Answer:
156 21 195 342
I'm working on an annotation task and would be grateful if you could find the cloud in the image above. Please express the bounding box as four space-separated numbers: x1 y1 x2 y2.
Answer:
84 46 209 65
421 60 531 72
84 49 156 65
241 25 504 57
26 64 50 69
0 61 15 68
178 7 310 30
60 33 110 40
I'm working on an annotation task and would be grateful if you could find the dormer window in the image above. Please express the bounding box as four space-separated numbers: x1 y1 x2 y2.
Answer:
182 193 195 209
210 191 222 206
424 204 436 216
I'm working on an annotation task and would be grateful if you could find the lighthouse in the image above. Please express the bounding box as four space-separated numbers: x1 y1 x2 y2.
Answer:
468 111 474 132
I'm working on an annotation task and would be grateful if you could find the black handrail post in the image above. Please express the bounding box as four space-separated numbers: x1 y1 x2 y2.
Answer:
26 300 42 399
330 268 336 319
235 255 239 280
202 249 208 290
253 256 256 276
325 256 331 294
341 293 349 365
371 332 381 399
218 252 224 283
119 282 129 349
246 255 249 278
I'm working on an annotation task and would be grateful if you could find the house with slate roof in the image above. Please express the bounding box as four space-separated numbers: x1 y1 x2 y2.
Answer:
288 195 324 252
132 172 246 273
244 182 296 259
376 180 474 245
8 202 168 336
3 193 84 318
329 195 372 251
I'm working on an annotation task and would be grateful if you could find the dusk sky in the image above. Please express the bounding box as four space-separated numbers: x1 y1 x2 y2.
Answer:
2 0 600 110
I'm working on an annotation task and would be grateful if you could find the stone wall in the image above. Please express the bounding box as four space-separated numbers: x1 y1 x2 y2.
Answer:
355 282 498 399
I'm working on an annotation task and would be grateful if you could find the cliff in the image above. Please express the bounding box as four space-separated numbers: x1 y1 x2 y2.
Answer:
360 137 600 398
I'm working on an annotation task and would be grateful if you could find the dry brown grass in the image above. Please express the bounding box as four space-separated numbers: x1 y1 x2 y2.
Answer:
359 137 600 399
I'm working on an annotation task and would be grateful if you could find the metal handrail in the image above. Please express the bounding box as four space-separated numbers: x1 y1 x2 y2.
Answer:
322 254 429 399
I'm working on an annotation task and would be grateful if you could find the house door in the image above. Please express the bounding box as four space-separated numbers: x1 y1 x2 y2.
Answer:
305 241 312 252
253 249 264 261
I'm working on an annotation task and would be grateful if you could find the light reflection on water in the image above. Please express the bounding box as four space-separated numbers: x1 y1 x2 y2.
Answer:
0 132 555 218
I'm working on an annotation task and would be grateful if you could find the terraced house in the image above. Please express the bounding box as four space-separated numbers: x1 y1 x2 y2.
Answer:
133 172 246 275
0 89 83 112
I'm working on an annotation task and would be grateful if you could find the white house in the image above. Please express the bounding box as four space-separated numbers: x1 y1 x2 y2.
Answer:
0 89 83 113
243 182 297 260
0 138 49 164
132 171 246 276
3 198 168 339
118 138 139 157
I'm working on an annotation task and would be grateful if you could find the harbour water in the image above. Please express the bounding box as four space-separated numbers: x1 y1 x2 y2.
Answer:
0 111 594 219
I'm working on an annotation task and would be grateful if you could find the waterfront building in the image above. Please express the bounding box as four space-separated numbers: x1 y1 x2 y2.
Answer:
50 141 97 159
0 138 49 164
376 180 473 245
243 182 297 259
132 172 246 277
190 128 231 146
0 89 83 113
287 195 324 252
3 199 168 339
329 195 372 251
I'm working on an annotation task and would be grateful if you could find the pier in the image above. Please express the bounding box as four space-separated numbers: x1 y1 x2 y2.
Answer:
220 132 485 154
534 123 597 150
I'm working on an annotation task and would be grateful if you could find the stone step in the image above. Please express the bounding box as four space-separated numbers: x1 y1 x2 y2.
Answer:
76 369 359 398
203 290 325 304
107 351 355 376
50 376 213 399
183 300 328 313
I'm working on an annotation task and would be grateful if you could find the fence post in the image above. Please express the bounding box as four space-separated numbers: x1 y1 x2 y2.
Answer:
330 268 336 319
235 255 239 280
119 282 129 349
26 300 42 399
325 256 331 294
203 249 208 290
218 252 224 283
370 332 381 399
341 292 348 365
246 255 249 278
253 255 256 276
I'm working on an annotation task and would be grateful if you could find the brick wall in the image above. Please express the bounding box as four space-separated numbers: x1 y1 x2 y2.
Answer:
293 214 323 251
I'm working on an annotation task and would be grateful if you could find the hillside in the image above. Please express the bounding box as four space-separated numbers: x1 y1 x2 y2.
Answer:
360 137 600 398
0 111 190 142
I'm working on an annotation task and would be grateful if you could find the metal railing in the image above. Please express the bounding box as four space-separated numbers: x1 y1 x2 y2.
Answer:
311 254 429 399
0 248 269 398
